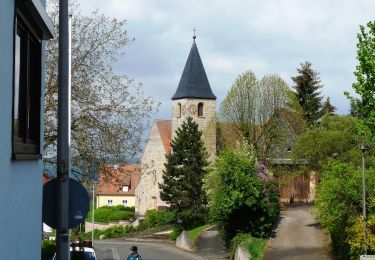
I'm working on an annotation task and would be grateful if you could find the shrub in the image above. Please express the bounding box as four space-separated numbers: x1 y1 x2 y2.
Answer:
41 240 56 260
86 205 135 223
139 209 175 229
230 233 268 260
206 142 280 244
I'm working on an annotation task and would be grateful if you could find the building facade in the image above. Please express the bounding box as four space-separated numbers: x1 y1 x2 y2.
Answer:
96 164 141 208
0 0 53 258
135 37 216 216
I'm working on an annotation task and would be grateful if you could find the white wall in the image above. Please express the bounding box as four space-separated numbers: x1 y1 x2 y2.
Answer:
0 0 47 258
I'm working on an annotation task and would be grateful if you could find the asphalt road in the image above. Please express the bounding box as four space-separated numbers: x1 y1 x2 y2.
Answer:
264 205 332 260
94 239 205 260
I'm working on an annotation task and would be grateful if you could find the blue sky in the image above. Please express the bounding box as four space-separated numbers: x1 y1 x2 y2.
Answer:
78 0 375 123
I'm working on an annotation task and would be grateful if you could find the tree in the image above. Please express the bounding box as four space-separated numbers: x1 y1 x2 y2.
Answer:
44 1 158 180
159 117 208 229
206 141 279 244
220 70 294 160
322 97 336 116
291 61 324 125
345 21 375 142
292 115 368 170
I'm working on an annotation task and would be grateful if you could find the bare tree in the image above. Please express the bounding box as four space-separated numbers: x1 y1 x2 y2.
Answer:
44 0 159 180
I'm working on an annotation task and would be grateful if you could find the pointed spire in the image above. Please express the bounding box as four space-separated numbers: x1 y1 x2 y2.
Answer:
172 36 216 100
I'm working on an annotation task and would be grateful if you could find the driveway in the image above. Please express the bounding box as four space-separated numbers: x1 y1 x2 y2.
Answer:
264 205 331 260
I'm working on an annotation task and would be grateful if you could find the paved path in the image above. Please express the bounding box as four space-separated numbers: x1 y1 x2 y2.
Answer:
94 239 204 260
264 205 331 260
195 226 229 260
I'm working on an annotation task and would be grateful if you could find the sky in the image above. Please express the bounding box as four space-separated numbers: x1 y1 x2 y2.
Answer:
77 0 374 123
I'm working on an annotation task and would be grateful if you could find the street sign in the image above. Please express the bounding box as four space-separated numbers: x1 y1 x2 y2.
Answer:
42 177 90 229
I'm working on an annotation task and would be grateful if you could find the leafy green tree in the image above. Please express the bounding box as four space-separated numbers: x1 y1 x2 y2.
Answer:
292 115 367 170
206 141 279 244
159 117 208 229
345 20 375 142
291 61 324 125
315 161 375 259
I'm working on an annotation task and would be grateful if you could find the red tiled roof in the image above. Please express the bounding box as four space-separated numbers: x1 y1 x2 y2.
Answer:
96 164 141 196
156 120 172 155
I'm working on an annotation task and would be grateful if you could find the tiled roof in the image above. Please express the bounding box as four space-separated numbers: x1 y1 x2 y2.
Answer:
96 164 140 196
172 40 216 100
156 120 172 155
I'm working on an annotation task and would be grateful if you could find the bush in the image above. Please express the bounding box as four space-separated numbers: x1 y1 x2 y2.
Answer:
230 233 267 260
139 209 175 229
206 143 280 244
41 240 56 260
86 205 135 223
315 160 375 259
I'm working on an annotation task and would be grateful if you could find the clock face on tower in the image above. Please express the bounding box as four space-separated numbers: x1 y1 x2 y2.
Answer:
188 104 196 115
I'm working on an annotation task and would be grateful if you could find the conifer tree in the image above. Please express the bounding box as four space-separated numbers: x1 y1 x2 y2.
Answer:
322 97 336 116
160 117 208 229
291 61 324 125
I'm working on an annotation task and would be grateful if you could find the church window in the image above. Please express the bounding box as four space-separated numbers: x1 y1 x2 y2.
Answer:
177 103 181 118
198 102 204 117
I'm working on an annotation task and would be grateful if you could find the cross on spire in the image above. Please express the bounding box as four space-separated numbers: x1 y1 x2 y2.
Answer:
193 27 196 40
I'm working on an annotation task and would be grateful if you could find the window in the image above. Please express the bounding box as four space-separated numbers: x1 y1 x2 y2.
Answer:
177 103 181 118
107 200 113 206
122 200 128 206
122 185 129 192
198 102 204 117
12 4 46 159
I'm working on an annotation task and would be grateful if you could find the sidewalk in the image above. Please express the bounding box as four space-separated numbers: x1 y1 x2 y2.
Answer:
195 225 230 260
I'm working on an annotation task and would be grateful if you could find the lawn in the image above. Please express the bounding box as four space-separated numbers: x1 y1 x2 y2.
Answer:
187 224 211 242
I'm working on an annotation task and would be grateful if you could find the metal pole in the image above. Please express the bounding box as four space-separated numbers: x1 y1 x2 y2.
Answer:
92 183 95 247
56 0 70 258
361 144 367 255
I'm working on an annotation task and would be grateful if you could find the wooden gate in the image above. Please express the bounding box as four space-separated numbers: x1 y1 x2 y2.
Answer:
277 173 311 203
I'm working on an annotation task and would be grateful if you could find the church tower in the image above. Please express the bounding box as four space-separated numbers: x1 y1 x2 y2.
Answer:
171 35 216 158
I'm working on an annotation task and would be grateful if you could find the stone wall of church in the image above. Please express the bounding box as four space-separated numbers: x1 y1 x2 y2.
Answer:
171 99 216 159
135 123 169 216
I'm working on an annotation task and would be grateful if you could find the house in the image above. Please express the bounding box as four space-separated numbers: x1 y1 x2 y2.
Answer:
96 164 141 208
0 0 53 258
135 36 217 216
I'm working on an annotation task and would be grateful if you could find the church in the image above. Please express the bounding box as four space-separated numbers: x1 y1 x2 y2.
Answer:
135 36 217 216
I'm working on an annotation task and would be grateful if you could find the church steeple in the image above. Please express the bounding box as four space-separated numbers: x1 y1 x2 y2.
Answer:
172 36 216 100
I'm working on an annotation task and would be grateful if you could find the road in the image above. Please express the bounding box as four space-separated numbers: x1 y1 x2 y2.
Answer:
264 205 331 260
94 239 205 260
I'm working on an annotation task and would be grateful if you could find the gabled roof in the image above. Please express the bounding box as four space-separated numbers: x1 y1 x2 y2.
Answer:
172 39 216 100
96 164 141 196
156 120 172 155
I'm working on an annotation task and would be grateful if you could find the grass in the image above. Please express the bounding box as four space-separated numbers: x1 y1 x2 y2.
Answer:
242 237 268 260
187 224 211 242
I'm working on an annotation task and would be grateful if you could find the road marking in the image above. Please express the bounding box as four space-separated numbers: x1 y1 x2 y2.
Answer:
112 248 120 260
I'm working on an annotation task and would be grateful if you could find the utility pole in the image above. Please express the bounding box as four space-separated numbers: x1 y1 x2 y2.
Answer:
92 183 95 247
56 0 70 258
361 144 367 255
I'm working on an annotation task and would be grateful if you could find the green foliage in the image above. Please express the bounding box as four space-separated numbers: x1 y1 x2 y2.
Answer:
315 161 375 259
41 240 56 260
139 210 175 229
187 224 211 242
160 117 208 230
206 142 280 244
293 115 364 169
86 205 134 223
291 61 324 125
81 225 134 240
230 233 268 260
345 20 375 142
